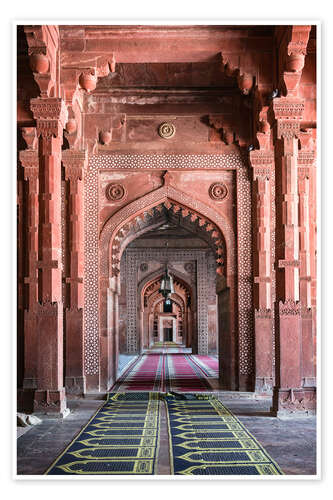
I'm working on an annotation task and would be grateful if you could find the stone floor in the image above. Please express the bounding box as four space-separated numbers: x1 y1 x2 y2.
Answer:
16 394 317 476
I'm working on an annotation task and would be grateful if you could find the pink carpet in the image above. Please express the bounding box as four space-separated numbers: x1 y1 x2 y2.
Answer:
111 353 217 392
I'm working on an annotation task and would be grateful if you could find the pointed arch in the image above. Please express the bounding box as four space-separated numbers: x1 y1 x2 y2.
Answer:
138 265 193 310
99 184 235 284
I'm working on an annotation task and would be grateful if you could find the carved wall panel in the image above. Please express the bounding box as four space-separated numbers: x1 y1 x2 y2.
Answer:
84 152 250 376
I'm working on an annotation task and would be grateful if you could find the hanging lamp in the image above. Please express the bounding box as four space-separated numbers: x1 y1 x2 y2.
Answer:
159 239 174 299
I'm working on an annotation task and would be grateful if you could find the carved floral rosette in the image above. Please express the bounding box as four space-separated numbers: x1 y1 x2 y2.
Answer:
209 182 228 201
105 183 127 202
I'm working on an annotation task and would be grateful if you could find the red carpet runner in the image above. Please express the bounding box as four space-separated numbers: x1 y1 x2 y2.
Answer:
112 353 218 392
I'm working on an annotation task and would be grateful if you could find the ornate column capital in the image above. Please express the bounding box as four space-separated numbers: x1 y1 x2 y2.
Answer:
269 97 305 140
62 150 87 181
30 98 68 138
19 150 39 171
249 151 274 180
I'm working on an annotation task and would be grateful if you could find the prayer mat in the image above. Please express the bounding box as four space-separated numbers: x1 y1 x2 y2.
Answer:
165 394 283 475
45 392 160 475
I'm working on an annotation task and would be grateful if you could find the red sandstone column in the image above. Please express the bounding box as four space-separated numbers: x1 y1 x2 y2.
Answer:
100 277 110 392
107 277 120 384
250 152 274 393
62 150 87 394
100 275 120 391
30 97 68 416
298 154 316 387
19 141 39 391
272 98 304 415
107 287 115 384
114 276 120 380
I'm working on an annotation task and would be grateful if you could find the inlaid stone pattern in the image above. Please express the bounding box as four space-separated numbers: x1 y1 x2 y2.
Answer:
196 253 209 354
236 165 254 376
125 252 138 353
84 163 99 375
91 153 243 170
207 253 218 301
61 181 66 306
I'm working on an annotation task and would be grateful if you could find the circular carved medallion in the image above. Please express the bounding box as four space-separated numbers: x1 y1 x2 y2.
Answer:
158 122 176 139
106 183 126 202
140 263 148 272
184 262 194 273
209 182 228 201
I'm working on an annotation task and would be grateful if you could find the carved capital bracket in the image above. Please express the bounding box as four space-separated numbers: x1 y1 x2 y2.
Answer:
21 127 38 150
269 98 305 141
277 26 311 97
298 153 316 166
249 151 274 180
271 98 305 121
62 150 87 181
30 98 68 138
19 150 39 172
279 300 301 316
24 25 59 98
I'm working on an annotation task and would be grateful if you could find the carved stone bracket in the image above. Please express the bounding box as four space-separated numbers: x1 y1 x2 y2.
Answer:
24 25 59 98
30 98 68 138
62 150 87 181
279 300 301 316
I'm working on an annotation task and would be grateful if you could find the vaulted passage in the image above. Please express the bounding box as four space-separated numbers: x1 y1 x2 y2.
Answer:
16 24 317 477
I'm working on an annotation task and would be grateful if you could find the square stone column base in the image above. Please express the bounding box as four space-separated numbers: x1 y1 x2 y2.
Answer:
65 376 86 395
33 388 68 417
17 387 69 417
272 387 316 417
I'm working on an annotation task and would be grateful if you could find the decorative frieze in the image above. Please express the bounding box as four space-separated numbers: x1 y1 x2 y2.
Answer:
89 152 244 170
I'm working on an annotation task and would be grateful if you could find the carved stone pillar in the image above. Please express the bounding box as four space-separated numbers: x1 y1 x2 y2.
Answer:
271 98 315 414
250 152 274 393
29 97 68 416
298 153 316 387
99 276 110 392
108 276 120 385
19 143 39 390
62 150 87 394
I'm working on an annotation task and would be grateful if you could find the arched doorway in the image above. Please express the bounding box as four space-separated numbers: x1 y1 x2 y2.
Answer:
139 269 193 349
98 180 237 391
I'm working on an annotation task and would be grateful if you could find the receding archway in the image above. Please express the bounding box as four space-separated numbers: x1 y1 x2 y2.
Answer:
98 182 236 391
139 268 193 350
